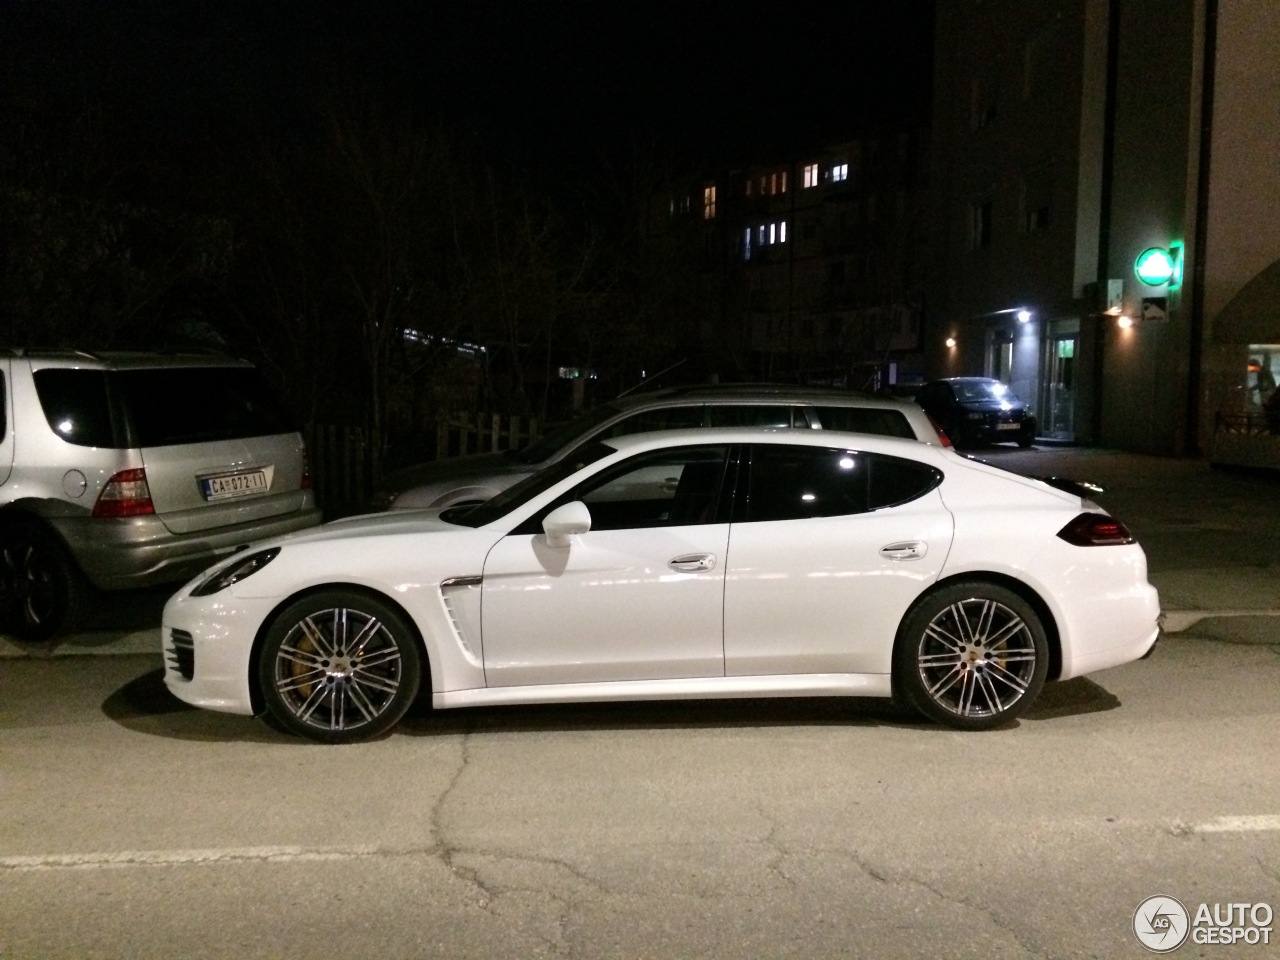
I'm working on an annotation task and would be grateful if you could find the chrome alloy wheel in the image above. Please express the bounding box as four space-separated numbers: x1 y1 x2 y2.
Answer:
895 582 1048 730
915 597 1037 719
261 592 422 742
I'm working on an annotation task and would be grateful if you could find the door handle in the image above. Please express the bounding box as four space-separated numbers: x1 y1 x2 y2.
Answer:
668 553 716 572
879 541 927 561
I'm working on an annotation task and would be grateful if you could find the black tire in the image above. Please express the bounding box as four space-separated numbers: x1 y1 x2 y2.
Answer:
0 521 88 642
1017 434 1034 448
893 581 1048 731
258 590 423 743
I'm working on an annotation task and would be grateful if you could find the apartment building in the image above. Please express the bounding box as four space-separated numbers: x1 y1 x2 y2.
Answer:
671 126 929 390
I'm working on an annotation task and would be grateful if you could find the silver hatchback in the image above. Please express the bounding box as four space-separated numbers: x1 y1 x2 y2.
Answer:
373 384 948 510
0 349 321 641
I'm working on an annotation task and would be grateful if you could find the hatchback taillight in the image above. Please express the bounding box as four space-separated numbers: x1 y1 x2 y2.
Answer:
1056 512 1134 546
93 468 156 518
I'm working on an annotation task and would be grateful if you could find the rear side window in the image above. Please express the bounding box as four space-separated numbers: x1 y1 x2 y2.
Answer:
742 445 941 522
601 405 704 438
115 368 296 446
34 370 120 448
706 404 794 428
812 406 916 440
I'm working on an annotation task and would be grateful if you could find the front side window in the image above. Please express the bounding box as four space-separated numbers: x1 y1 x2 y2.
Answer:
741 445 940 522
510 444 731 534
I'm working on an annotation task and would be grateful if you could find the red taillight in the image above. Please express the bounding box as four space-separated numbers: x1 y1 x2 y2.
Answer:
300 448 313 490
926 413 953 447
1057 512 1134 546
93 468 156 518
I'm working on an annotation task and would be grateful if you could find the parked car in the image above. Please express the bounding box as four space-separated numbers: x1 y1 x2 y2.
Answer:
371 384 949 510
916 377 1037 448
0 349 322 641
162 427 1160 743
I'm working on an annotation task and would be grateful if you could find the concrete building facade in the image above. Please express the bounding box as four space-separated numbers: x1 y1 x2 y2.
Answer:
929 0 1280 464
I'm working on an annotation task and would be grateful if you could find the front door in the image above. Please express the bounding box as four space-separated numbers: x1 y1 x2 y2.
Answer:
480 445 731 687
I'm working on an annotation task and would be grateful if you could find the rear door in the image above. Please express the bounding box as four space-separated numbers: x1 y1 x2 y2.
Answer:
116 366 310 534
722 443 953 677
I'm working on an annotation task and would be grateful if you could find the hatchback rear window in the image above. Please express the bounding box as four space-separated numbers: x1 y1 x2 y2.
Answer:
34 367 296 449
116 368 296 446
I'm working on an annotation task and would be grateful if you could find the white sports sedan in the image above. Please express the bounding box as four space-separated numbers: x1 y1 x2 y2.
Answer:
162 429 1161 743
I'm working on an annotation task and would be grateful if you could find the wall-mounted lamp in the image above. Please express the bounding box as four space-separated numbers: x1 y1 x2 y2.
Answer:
1017 309 1032 323
1116 315 1134 330
945 336 957 348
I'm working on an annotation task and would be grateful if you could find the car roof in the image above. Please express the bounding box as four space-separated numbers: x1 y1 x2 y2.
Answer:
609 383 919 411
596 426 943 459
6 349 253 371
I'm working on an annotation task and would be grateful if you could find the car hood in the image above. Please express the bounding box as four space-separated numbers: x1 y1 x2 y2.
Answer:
376 452 524 492
269 508 464 545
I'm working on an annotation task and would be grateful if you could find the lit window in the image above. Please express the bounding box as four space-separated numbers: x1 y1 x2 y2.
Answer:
779 220 787 243
830 163 849 183
703 185 717 220
780 170 787 193
804 164 819 188
743 228 753 261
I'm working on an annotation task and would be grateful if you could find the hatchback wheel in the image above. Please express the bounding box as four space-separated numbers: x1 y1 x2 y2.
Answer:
259 591 422 743
0 522 86 642
894 582 1048 730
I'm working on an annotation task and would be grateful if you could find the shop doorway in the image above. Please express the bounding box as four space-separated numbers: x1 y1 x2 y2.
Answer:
1041 330 1077 440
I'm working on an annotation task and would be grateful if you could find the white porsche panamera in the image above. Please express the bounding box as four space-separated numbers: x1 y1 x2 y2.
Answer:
162 429 1161 743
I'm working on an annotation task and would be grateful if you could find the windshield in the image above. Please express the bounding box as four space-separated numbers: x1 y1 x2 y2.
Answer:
446 441 616 527
955 380 1018 403
505 403 622 465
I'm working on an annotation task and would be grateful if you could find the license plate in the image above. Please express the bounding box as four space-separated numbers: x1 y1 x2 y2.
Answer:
201 470 269 500
996 421 1019 431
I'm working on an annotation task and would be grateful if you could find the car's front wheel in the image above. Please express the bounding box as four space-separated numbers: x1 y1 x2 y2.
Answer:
259 590 423 743
893 581 1048 730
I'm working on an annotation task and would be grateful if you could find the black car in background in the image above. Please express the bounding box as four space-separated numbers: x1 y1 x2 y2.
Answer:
916 377 1036 449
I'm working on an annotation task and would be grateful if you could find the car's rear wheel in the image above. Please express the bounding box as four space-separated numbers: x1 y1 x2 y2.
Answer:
259 590 422 743
0 521 87 643
894 581 1048 730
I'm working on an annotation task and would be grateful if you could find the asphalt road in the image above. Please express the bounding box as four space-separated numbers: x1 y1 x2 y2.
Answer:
2 445 1278 958
2 637 1279 959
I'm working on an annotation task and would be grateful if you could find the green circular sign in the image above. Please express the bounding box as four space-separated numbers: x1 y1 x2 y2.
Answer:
1135 247 1175 286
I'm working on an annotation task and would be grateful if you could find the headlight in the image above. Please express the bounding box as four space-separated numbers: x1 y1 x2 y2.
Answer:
191 547 281 597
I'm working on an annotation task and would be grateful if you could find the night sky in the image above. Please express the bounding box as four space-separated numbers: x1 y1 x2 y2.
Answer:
2 0 935 179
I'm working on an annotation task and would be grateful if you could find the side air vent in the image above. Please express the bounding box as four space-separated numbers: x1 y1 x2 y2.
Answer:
167 629 195 680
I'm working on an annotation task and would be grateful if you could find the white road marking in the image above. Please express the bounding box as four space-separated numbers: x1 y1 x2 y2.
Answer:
1185 815 1280 833
0 844 390 871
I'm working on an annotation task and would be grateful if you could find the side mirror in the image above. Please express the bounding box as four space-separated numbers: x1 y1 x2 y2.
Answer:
542 501 592 546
